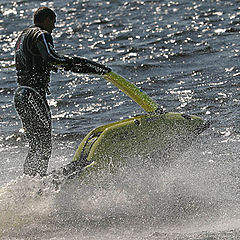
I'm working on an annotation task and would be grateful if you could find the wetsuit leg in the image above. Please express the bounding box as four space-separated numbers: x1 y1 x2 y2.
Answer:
14 86 52 177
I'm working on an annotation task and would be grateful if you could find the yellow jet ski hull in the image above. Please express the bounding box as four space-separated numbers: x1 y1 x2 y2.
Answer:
72 112 207 178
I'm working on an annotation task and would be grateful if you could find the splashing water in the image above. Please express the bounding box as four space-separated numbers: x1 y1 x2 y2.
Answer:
1 132 240 239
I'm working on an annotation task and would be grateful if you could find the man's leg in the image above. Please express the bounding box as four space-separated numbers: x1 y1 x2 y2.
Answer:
23 127 52 176
14 86 52 177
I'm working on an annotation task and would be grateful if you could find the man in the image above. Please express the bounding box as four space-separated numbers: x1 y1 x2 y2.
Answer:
14 7 111 177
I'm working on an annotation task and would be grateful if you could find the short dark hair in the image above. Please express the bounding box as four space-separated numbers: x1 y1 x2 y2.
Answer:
34 7 56 24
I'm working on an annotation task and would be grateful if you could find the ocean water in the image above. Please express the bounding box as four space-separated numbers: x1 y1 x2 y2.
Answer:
0 0 240 239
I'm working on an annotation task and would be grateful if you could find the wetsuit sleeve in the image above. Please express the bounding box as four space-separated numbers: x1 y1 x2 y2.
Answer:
36 31 111 75
36 31 67 65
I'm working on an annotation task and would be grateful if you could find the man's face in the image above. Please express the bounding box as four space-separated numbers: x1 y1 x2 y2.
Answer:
43 16 56 33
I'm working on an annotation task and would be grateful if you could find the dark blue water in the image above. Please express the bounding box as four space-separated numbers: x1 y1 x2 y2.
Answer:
0 0 240 239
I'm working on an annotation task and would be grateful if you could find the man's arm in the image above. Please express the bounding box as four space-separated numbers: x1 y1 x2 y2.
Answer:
36 31 67 65
36 31 111 75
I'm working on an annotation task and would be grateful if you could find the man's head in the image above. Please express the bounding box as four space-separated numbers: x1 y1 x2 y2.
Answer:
34 7 56 33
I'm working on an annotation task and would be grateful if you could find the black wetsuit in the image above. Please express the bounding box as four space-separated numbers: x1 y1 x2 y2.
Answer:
14 24 68 177
14 24 111 177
